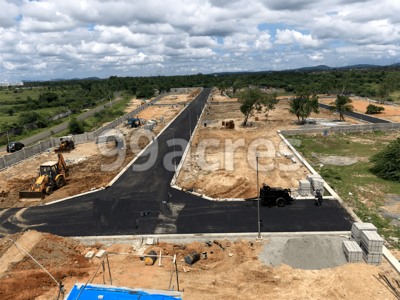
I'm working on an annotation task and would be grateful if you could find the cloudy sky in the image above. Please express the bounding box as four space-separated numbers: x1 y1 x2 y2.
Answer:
0 0 399 81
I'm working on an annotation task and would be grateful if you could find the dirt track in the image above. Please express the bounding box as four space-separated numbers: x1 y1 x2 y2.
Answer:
0 230 398 300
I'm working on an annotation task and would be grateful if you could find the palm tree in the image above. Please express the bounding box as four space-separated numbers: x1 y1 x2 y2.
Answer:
328 95 354 121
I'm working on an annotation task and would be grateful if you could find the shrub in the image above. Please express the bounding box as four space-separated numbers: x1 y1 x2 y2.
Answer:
370 138 400 182
68 116 85 134
366 104 385 114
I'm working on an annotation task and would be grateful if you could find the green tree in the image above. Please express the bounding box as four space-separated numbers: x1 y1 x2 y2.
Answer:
289 85 320 123
39 92 59 103
263 93 279 121
217 81 228 96
68 116 85 134
377 72 400 104
7 108 14 116
136 85 154 98
366 104 384 114
232 80 244 95
340 70 356 95
370 138 400 182
328 95 354 121
237 88 277 125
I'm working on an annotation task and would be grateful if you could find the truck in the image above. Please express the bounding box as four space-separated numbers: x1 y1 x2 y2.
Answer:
246 184 294 207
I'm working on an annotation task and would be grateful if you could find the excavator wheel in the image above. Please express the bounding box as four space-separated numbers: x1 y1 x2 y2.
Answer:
45 186 53 195
56 176 66 188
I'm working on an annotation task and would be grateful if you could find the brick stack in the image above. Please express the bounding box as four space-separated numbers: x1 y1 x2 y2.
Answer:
298 180 311 197
360 231 384 265
342 241 363 263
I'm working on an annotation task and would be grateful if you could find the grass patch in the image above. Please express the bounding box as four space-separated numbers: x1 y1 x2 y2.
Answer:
289 130 400 248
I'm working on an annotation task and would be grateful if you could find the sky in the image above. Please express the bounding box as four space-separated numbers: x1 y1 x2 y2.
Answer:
0 0 399 81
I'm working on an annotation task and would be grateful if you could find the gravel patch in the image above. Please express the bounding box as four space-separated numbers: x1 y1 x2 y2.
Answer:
319 156 359 166
259 235 348 270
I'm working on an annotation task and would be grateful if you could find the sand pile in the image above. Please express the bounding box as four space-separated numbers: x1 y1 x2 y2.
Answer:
281 236 347 270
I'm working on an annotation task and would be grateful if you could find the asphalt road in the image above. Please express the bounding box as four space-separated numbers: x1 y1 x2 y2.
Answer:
0 92 123 152
319 103 391 123
0 89 354 237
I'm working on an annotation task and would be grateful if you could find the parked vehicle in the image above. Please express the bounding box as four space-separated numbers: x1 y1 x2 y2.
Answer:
6 141 25 153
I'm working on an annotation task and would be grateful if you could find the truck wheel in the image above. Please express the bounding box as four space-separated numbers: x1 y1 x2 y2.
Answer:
45 186 53 195
56 176 66 188
277 198 286 207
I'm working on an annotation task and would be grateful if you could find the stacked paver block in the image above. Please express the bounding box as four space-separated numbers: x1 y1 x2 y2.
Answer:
360 231 384 265
144 124 154 133
298 180 311 197
306 174 325 196
350 222 377 245
342 241 363 263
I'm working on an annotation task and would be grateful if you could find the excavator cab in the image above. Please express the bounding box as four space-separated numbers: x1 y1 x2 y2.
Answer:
19 154 68 200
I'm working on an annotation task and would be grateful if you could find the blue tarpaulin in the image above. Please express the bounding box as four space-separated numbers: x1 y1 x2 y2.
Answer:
66 284 182 300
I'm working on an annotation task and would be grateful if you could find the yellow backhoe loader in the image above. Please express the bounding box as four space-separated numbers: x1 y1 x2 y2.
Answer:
19 153 69 200
54 136 75 153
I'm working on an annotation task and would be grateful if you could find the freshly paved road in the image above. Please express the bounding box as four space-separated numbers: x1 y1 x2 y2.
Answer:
319 103 391 123
0 90 354 237
0 92 123 152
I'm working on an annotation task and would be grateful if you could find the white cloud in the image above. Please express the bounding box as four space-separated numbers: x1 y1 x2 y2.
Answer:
307 52 324 61
254 31 273 50
275 29 323 48
0 0 398 80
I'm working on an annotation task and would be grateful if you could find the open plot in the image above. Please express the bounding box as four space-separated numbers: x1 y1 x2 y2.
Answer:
0 100 187 208
287 130 400 247
0 230 399 300
177 100 359 199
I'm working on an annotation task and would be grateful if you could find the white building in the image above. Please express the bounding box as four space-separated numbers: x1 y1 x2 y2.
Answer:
0 81 23 87
9 82 23 86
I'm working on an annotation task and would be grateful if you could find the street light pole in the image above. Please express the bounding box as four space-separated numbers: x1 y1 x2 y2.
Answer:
255 152 261 239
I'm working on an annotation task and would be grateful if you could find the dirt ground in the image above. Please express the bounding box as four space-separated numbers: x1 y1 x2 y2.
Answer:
0 140 133 208
210 92 238 102
125 91 201 113
321 98 400 122
177 101 359 199
0 103 187 208
0 96 193 208
0 230 399 300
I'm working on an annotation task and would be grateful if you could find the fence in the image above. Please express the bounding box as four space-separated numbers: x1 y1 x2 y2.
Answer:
279 122 400 136
0 89 197 171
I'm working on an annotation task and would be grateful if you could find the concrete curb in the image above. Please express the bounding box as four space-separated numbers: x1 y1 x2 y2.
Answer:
72 231 352 245
279 132 400 275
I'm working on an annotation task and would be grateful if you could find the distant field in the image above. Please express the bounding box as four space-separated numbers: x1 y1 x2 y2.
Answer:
0 89 52 102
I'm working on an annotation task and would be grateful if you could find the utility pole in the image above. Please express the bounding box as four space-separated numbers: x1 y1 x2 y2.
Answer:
255 152 261 239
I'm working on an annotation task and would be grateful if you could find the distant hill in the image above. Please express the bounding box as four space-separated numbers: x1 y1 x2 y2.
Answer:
22 77 101 82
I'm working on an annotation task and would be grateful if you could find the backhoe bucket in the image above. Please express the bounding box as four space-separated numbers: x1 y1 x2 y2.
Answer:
54 148 71 153
19 191 44 200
